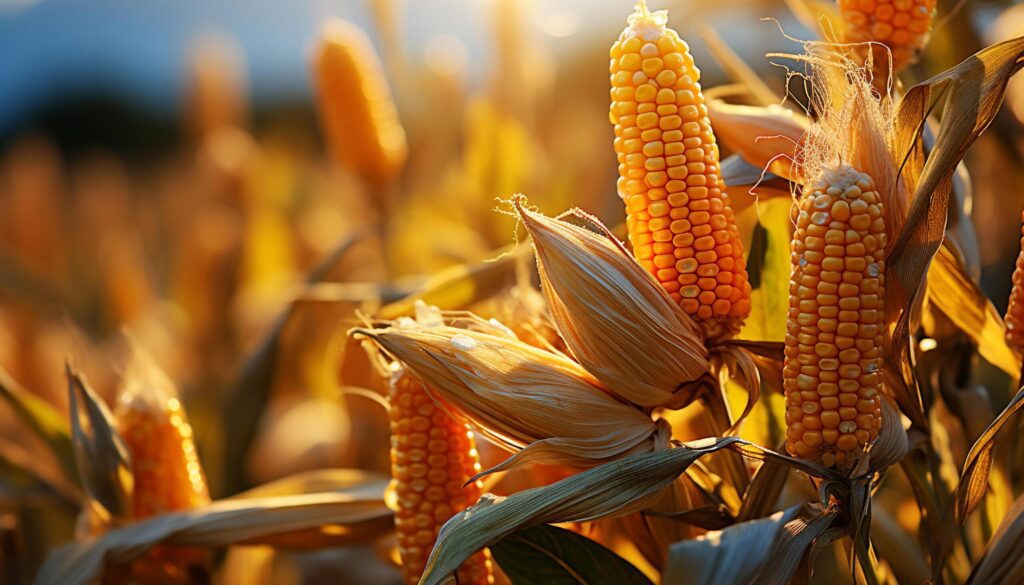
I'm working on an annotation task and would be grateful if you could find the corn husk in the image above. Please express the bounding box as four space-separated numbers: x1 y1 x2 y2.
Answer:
352 320 667 475
513 198 709 410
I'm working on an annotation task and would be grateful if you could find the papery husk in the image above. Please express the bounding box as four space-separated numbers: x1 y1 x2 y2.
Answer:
512 197 709 410
964 493 1024 585
707 100 808 183
351 323 668 475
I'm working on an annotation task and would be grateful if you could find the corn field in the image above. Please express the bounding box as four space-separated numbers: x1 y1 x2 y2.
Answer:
4 0 1024 583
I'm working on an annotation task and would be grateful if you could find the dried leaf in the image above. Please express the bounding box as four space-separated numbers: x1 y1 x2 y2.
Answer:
662 505 802 585
420 438 840 585
66 365 133 519
749 505 840 585
738 457 789 522
965 493 1024 585
37 483 391 585
514 198 709 409
376 245 527 320
492 524 652 585
888 38 1024 398
957 384 1024 521
926 243 1020 378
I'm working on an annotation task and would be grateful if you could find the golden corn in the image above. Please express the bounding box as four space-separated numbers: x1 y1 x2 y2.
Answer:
1005 210 1024 351
610 1 750 342
116 394 211 581
783 165 884 469
389 370 493 585
838 0 936 82
312 19 407 187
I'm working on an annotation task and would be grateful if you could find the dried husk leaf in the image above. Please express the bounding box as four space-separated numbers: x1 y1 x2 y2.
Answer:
956 384 1024 521
36 479 391 585
748 505 841 585
513 197 709 409
965 493 1024 585
707 100 808 182
419 438 840 585
351 324 667 473
926 243 1020 378
868 396 909 474
66 365 134 520
738 456 789 522
887 38 1024 399
662 505 802 585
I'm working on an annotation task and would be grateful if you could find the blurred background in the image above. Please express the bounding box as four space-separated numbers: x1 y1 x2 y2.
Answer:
1 0 1023 582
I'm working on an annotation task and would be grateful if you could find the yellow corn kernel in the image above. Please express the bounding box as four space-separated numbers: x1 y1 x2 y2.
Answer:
610 1 750 342
312 19 407 187
1006 210 1024 351
783 164 885 470
389 370 493 585
117 394 211 581
838 0 936 84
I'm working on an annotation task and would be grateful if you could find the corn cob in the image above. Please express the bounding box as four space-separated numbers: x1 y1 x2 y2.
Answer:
312 19 407 187
116 393 211 581
389 369 493 585
1005 210 1024 351
838 0 936 84
610 1 750 342
784 164 884 469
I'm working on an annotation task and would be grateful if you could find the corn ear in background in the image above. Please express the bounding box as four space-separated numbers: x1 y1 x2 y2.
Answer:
115 349 211 581
1005 209 1024 352
312 19 407 187
388 369 493 585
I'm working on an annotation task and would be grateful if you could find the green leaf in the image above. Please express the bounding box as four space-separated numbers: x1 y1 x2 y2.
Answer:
0 369 76 488
492 524 652 585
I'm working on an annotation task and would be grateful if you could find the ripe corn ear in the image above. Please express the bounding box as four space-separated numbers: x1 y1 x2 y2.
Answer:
312 19 407 187
784 165 884 469
1005 210 1024 351
116 393 211 581
610 1 750 342
389 370 493 585
838 0 936 84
